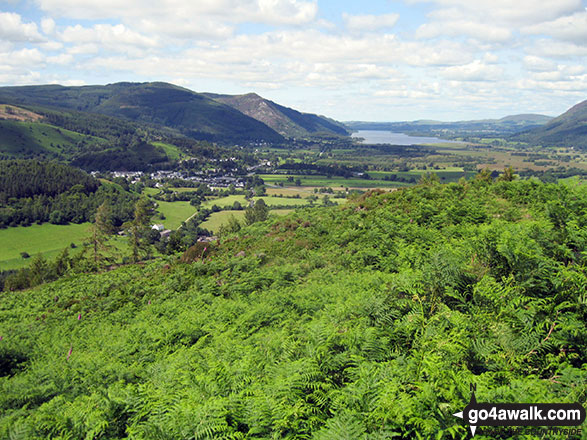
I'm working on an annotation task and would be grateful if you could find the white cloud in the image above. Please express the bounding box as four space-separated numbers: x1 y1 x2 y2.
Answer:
409 0 583 25
2 47 45 67
41 17 56 35
40 41 63 51
516 75 587 93
416 20 512 42
528 64 585 82
523 11 587 44
47 53 73 65
523 55 557 72
373 89 432 99
0 12 45 42
412 0 586 45
137 18 233 39
61 79 86 86
529 39 587 58
0 70 42 85
441 60 504 81
68 27 478 97
67 43 100 55
343 13 400 32
257 0 318 25
34 0 318 25
60 24 159 49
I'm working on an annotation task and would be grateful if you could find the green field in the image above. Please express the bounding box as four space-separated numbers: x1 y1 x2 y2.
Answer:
166 187 200 193
200 209 294 233
266 186 316 196
253 196 313 206
154 200 198 229
0 223 91 270
202 195 315 209
201 195 248 209
143 187 160 196
259 174 410 188
154 194 317 231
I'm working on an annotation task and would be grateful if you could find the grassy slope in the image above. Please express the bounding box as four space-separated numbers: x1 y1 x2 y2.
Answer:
0 120 106 159
0 223 90 270
1 180 585 439
151 142 184 161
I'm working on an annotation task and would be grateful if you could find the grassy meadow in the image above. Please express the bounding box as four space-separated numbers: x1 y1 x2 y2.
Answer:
0 223 90 270
154 200 198 229
200 208 295 233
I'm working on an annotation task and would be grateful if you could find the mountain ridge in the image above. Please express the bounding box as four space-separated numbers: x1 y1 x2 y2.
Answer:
345 113 553 129
204 91 349 138
0 82 284 144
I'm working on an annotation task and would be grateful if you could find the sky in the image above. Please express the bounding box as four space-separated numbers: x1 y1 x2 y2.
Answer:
1 0 586 121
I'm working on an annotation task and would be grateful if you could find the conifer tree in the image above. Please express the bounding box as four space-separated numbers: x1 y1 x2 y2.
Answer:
125 197 154 262
88 202 114 266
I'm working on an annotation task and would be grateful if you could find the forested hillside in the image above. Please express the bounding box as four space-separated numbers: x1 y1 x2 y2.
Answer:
0 178 585 439
0 160 137 227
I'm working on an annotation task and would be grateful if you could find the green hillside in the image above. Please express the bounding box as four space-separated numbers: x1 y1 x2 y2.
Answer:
0 103 225 170
514 99 587 148
0 119 107 160
0 82 284 144
0 178 585 438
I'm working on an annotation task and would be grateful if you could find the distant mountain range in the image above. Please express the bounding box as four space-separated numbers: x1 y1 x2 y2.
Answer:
0 82 347 143
346 100 587 149
345 114 554 135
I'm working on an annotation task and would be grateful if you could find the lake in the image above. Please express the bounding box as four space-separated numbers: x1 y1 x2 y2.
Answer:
351 130 462 145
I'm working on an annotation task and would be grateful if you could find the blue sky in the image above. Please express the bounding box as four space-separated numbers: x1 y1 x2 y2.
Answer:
1 0 586 121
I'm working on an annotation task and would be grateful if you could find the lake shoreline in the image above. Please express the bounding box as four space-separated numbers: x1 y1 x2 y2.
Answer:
351 130 463 146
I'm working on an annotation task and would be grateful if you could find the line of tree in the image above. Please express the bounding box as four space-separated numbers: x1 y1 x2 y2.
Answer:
277 162 362 177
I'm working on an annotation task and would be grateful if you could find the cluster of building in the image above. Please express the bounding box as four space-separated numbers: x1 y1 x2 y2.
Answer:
96 170 248 188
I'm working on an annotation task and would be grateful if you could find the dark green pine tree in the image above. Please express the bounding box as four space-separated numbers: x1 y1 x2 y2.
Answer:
88 202 114 267
124 198 154 263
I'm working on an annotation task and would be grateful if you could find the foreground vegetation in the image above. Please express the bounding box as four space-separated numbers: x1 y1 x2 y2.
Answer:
0 177 585 439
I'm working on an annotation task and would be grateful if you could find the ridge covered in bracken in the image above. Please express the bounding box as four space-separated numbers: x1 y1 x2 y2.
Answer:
0 177 586 439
